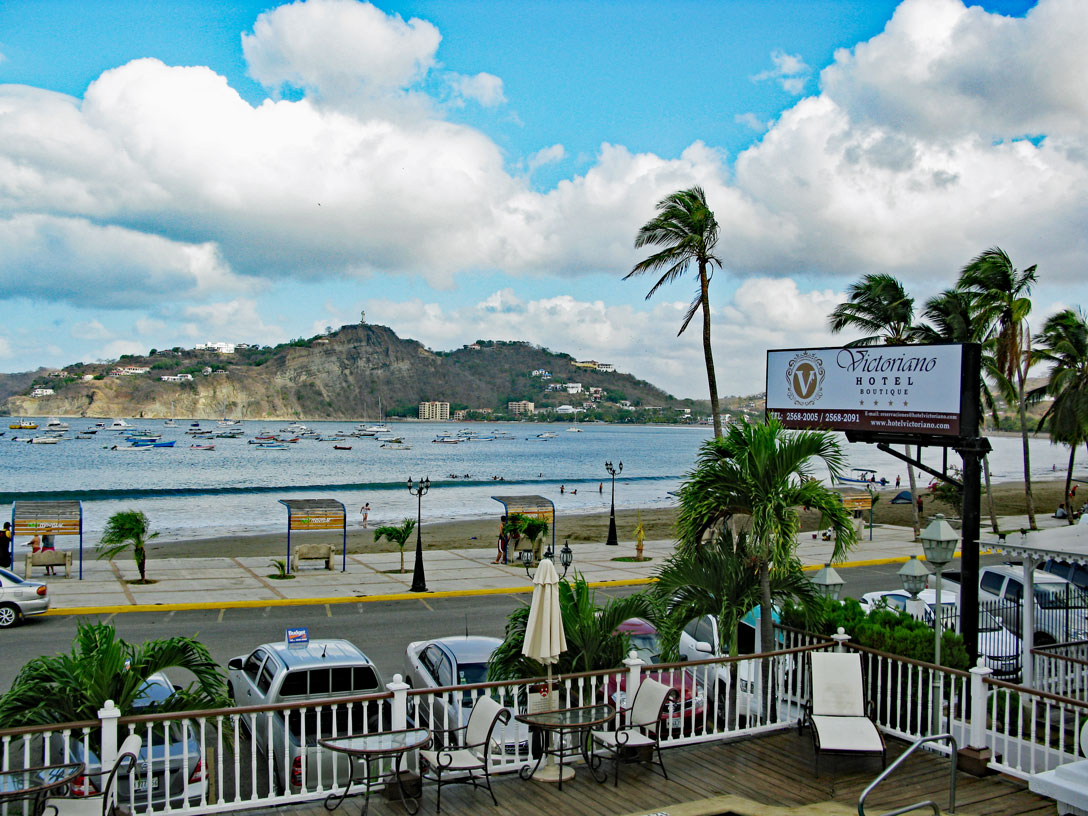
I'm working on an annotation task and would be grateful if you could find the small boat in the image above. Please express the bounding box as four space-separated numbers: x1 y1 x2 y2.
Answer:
29 436 59 444
333 445 352 450
110 418 132 429
190 444 215 450
109 444 151 451
433 436 460 444
45 418 69 431
381 443 412 450
163 419 178 427
534 432 558 439
832 468 881 485
254 442 289 449
127 434 161 443
76 433 95 439
9 421 38 430
152 440 176 447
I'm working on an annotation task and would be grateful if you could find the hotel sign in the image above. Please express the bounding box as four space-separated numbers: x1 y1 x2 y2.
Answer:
288 515 343 531
766 344 965 437
12 519 81 535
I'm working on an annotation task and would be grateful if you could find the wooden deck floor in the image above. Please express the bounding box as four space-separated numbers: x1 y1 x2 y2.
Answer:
256 730 1054 816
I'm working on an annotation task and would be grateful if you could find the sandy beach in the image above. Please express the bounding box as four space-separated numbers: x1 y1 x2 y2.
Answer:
144 477 1080 560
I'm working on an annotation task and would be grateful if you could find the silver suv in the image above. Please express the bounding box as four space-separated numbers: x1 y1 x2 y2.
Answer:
227 639 388 792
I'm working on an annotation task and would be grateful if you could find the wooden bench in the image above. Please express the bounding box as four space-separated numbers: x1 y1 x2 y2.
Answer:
291 543 333 572
25 550 72 579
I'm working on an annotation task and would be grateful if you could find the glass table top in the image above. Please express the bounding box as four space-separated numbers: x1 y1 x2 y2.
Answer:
320 728 430 755
516 704 615 729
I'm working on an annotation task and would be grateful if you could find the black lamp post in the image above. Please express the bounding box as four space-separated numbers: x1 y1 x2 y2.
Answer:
407 477 430 593
605 460 622 546
521 539 574 580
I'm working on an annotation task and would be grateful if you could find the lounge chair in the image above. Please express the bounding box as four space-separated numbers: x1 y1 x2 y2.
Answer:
801 651 886 774
589 677 679 786
419 694 510 813
47 734 143 816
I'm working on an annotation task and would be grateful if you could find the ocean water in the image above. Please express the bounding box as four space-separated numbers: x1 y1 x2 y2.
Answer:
2 419 1083 543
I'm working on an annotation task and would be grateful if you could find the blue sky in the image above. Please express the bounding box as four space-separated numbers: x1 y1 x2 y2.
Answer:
0 0 1080 398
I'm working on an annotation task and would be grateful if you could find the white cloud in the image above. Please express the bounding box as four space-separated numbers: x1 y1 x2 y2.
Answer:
753 49 810 94
527 144 566 173
182 299 285 342
91 338 148 361
70 320 113 340
734 113 768 132
242 0 441 110
0 336 12 358
449 72 506 107
135 317 167 335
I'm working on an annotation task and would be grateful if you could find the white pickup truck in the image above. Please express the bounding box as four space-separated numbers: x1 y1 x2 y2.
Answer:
941 565 1088 645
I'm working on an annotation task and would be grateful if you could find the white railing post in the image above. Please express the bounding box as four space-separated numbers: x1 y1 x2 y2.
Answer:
388 674 409 730
98 700 120 773
955 658 995 776
831 627 851 653
623 650 644 714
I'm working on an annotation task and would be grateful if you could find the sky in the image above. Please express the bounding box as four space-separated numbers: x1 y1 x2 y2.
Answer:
0 0 1083 399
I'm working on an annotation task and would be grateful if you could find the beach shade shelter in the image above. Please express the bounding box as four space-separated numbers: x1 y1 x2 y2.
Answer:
983 525 1088 689
491 495 555 554
11 501 83 579
890 490 915 505
277 499 347 574
521 556 569 782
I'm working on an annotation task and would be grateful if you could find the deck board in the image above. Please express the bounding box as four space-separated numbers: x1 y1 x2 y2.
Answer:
256 729 1054 816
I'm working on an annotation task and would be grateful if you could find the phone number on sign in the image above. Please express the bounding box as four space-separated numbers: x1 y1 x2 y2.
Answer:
781 411 860 423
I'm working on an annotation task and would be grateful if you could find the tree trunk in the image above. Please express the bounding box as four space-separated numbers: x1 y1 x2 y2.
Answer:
699 264 722 439
983 455 999 534
136 553 146 582
759 560 774 654
1065 445 1077 526
400 547 405 573
1016 374 1037 529
905 447 920 539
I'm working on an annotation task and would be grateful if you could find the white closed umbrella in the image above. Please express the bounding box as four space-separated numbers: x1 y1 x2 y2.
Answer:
520 558 570 782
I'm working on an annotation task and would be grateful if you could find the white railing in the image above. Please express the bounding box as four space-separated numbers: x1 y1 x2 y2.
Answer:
1033 642 1088 702
983 676 1088 779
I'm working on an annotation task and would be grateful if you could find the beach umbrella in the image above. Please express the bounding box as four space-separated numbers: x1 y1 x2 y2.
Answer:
521 557 570 782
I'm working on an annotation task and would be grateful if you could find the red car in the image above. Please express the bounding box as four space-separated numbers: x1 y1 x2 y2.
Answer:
605 618 707 735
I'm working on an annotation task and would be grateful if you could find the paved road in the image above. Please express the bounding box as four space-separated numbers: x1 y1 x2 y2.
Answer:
0 561 937 693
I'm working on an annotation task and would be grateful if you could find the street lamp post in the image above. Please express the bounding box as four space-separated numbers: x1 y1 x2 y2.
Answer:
605 460 622 546
407 477 430 593
920 514 959 670
811 563 845 601
520 539 574 580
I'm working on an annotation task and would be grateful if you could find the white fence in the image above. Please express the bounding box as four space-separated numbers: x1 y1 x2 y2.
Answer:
4 632 1088 813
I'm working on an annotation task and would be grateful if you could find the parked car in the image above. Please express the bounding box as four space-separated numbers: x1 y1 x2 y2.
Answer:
0 567 49 628
403 635 527 752
607 618 707 734
1042 559 1088 592
43 672 206 810
943 565 1088 645
859 588 1021 678
227 639 388 792
677 607 789 723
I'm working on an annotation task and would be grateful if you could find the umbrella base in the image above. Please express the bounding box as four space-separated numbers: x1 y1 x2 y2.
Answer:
533 762 575 783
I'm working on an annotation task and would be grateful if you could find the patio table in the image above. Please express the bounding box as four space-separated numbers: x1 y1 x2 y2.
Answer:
515 703 615 790
319 727 430 816
0 761 84 816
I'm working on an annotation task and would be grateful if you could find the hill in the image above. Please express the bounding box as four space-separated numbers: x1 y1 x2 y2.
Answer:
3 323 693 422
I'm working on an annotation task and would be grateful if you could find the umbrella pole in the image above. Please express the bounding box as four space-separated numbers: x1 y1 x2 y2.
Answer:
533 665 574 783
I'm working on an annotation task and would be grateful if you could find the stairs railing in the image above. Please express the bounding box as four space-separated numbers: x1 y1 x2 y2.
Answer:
858 733 958 816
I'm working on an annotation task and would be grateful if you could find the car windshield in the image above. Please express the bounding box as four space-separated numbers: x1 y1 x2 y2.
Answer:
628 633 662 664
457 662 488 686
1036 583 1088 609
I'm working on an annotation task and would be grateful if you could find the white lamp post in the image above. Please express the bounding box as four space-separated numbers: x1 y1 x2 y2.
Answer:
920 514 959 669
811 563 845 601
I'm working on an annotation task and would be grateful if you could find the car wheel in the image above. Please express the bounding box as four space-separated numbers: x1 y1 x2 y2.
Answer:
0 604 20 628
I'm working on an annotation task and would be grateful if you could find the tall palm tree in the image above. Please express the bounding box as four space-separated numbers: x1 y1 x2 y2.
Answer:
827 274 924 538
373 518 416 573
1031 309 1088 523
916 288 1002 533
0 621 228 727
676 418 856 657
957 248 1038 528
626 186 724 437
97 509 158 582
487 574 655 681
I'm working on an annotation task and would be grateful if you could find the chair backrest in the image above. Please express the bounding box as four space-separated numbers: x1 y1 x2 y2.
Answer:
630 678 676 728
102 734 142 813
465 695 509 748
810 652 865 717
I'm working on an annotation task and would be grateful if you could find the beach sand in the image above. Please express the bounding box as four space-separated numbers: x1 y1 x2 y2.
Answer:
145 477 1079 560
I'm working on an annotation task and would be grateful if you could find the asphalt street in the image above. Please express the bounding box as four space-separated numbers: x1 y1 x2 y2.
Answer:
0 561 941 694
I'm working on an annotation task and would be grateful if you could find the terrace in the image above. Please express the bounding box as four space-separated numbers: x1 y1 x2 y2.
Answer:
1 628 1073 816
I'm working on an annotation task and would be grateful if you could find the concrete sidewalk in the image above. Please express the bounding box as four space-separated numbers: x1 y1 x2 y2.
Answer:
32 512 1067 615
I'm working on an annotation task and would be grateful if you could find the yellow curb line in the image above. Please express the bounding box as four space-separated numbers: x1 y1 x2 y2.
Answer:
41 577 655 617
41 550 996 617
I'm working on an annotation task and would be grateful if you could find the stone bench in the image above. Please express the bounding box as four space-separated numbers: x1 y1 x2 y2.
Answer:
25 550 72 579
291 543 333 572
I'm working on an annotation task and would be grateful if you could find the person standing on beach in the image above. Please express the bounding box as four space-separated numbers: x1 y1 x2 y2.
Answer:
360 503 370 529
896 475 901 489
599 482 603 494
493 515 509 564
0 522 11 570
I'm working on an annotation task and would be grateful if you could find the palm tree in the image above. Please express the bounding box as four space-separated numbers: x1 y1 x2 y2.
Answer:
488 574 656 681
1031 309 1088 523
827 274 924 537
97 509 158 582
626 186 725 437
0 621 228 727
373 518 416 573
916 288 1002 532
957 248 1038 528
676 418 856 657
